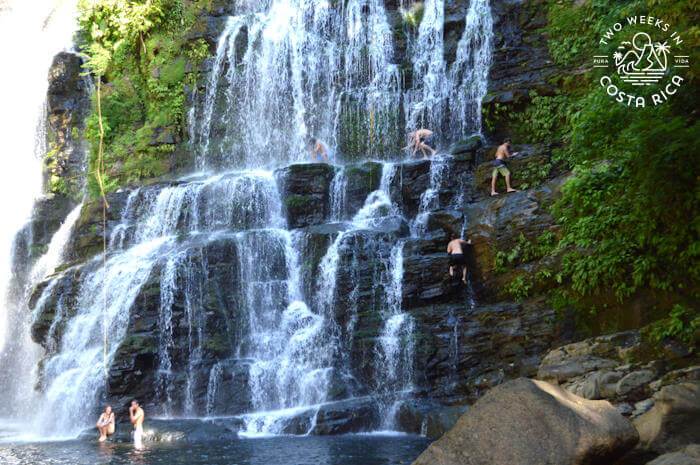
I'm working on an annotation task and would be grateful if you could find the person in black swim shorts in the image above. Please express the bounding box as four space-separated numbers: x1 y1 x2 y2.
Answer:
447 236 472 284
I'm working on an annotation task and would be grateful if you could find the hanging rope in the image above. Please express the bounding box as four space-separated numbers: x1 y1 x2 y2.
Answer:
95 74 110 378
368 1 376 192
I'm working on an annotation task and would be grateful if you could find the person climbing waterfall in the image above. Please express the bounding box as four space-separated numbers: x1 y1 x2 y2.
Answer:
129 400 145 449
96 405 115 442
309 137 330 163
491 138 519 196
403 128 437 159
447 236 472 284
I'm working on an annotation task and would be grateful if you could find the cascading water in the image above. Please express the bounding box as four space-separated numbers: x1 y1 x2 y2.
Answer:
375 241 414 429
192 0 403 170
404 0 447 138
0 0 79 436
448 0 494 137
2 0 496 441
410 154 451 237
405 0 493 141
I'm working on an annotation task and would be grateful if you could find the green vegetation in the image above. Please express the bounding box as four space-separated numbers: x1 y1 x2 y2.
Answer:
44 143 69 195
77 0 211 196
495 0 699 341
513 91 577 144
400 2 425 28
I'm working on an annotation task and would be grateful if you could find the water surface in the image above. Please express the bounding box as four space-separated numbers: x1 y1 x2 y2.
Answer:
0 435 430 465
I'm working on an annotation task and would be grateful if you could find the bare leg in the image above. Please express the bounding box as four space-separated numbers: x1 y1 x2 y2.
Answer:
449 265 454 277
424 144 436 156
491 174 499 196
420 145 428 159
505 174 516 192
321 153 329 163
98 426 106 441
462 266 467 284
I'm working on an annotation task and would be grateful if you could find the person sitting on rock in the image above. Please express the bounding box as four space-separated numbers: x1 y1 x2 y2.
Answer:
96 405 115 442
447 236 472 284
491 138 519 196
403 128 437 159
309 137 330 163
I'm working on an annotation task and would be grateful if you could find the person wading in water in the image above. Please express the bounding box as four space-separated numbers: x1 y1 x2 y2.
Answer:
129 400 145 449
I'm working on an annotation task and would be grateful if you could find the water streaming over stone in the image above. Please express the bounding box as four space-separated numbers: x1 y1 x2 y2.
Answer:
410 154 451 236
192 0 492 168
405 0 493 141
0 0 80 429
1 0 496 440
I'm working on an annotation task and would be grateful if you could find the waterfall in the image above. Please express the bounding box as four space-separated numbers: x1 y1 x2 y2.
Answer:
0 0 79 432
329 169 348 221
29 203 83 286
410 154 450 236
405 0 494 140
448 0 494 137
405 0 447 138
375 241 414 429
192 0 402 169
0 0 497 440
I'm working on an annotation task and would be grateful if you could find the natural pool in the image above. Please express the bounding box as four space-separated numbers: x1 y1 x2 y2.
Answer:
0 434 431 465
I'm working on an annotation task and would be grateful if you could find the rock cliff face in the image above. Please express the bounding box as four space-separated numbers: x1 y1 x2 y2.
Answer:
26 146 574 431
45 52 90 195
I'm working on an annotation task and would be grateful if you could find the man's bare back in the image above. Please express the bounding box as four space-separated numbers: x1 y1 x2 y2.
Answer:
447 238 470 255
414 129 433 141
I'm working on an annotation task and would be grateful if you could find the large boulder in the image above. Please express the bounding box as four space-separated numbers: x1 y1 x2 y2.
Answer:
630 382 700 460
411 378 638 465
646 444 700 465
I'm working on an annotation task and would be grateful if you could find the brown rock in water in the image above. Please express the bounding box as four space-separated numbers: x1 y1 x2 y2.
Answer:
411 378 638 465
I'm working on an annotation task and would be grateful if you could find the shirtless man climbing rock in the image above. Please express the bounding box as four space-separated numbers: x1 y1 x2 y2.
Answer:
491 138 519 196
404 128 437 159
447 236 472 284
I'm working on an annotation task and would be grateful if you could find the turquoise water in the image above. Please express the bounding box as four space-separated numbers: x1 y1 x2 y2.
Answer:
0 435 430 465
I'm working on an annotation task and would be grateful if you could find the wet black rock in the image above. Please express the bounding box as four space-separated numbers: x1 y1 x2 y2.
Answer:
276 163 336 229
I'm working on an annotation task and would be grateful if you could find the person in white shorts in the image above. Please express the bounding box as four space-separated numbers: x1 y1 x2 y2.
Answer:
129 400 145 449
